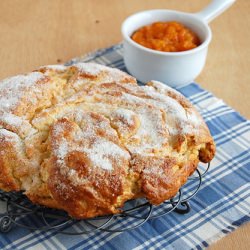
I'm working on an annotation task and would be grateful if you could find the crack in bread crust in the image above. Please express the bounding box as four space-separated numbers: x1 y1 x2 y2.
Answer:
0 63 215 218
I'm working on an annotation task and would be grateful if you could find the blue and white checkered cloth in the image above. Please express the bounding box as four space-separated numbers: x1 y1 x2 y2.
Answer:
1 44 249 250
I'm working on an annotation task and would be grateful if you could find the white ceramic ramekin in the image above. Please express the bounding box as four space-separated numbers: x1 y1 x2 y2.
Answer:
122 0 235 87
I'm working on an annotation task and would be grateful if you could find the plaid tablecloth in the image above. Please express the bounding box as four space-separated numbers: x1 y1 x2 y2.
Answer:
0 44 249 250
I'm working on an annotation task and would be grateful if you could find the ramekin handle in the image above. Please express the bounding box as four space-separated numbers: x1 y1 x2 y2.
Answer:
195 0 236 23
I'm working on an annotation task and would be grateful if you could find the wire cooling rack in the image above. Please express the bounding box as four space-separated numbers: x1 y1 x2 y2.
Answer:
0 163 210 234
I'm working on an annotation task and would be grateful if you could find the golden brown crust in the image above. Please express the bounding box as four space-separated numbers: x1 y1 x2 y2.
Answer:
0 63 215 218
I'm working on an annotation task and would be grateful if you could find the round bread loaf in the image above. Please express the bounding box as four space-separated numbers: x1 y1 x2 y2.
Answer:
0 63 215 218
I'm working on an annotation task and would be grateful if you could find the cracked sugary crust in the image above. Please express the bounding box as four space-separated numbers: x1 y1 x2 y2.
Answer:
0 63 215 218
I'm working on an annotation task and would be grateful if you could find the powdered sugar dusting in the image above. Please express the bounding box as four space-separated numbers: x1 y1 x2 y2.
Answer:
150 80 184 96
0 113 23 128
143 165 164 176
186 111 202 126
0 113 37 137
0 72 44 112
142 85 187 117
122 92 146 106
148 81 202 130
56 137 69 166
86 139 129 170
42 65 67 71
112 108 135 126
52 112 130 173
74 63 108 75
122 83 201 135
0 128 20 143
127 107 168 154
73 62 132 82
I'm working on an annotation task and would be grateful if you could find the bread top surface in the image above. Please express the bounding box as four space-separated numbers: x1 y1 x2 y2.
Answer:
0 63 215 218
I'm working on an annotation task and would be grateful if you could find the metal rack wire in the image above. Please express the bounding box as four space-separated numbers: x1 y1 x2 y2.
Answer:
0 163 210 234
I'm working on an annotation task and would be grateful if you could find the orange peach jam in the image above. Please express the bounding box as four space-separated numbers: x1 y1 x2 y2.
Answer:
131 21 201 52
